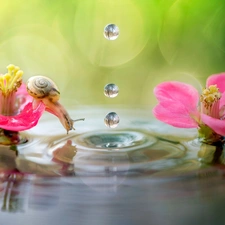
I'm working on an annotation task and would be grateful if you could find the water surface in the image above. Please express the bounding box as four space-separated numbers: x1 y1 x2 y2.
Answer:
0 107 224 225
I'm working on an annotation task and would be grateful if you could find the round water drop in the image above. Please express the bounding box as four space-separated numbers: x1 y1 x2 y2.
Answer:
104 112 120 128
104 83 119 98
104 24 119 40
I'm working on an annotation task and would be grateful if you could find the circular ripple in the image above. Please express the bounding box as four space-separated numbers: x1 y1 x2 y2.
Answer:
14 108 198 177
73 130 157 152
73 130 189 173
74 135 188 174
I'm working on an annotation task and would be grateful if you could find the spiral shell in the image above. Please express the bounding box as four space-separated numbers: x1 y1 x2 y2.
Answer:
26 76 60 102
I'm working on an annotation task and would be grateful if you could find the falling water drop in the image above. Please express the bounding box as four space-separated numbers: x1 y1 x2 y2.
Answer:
104 112 120 128
104 83 119 98
104 24 119 40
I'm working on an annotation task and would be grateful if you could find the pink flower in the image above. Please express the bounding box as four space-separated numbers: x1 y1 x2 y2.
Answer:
0 83 45 131
153 73 225 138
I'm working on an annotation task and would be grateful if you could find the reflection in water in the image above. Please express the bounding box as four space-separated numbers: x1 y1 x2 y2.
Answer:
0 108 225 224
0 172 24 213
28 177 60 210
52 140 77 164
1 169 225 225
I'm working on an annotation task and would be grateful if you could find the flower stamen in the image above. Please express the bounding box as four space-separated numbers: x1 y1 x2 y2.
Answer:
200 85 221 106
0 64 23 96
200 85 221 119
0 64 24 116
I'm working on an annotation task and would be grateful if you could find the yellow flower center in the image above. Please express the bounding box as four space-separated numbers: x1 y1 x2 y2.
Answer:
0 64 24 116
200 85 221 106
0 64 23 96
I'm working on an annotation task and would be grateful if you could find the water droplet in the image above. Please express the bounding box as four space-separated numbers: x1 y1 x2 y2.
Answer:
104 112 120 128
104 83 119 98
104 24 119 40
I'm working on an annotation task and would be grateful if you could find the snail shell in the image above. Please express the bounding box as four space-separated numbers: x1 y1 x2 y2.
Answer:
26 76 60 102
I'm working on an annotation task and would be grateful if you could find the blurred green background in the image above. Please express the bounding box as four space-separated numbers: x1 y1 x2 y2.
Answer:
0 0 225 106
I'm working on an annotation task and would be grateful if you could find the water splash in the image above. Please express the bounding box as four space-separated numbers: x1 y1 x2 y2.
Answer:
73 130 156 151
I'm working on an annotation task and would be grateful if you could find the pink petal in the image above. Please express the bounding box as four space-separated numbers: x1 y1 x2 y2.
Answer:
153 81 199 128
0 102 45 131
0 83 46 131
16 83 28 95
153 105 199 128
15 83 33 109
201 113 225 136
219 92 225 111
206 73 225 92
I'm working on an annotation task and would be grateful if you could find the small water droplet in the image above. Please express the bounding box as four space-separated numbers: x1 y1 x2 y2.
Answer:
104 83 119 98
104 24 119 40
104 112 120 128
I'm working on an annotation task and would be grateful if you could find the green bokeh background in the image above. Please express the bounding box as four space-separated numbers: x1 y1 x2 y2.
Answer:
0 0 225 106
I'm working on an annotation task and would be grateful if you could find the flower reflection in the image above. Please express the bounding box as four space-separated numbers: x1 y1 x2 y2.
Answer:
198 142 224 164
0 172 24 213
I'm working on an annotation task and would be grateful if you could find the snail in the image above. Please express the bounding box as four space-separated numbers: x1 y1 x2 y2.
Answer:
26 76 84 134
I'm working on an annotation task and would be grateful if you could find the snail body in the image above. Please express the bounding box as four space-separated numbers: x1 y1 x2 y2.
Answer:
26 76 84 134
